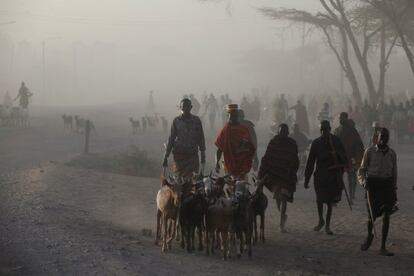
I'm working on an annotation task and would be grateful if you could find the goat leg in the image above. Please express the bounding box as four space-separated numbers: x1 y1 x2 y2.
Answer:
253 216 258 244
162 215 168 252
155 209 161 245
260 213 265 243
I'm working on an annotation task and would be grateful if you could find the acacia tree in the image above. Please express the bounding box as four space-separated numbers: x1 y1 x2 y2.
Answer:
260 7 363 105
261 0 398 105
365 0 414 75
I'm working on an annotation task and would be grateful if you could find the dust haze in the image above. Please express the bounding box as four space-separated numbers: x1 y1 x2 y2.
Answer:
1 0 414 275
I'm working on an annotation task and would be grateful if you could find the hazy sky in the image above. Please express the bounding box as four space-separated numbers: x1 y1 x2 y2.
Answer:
0 0 324 105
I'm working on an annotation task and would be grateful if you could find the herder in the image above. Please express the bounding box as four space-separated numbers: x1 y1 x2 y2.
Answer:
358 128 398 256
163 98 206 179
304 120 347 235
215 104 255 179
258 124 299 232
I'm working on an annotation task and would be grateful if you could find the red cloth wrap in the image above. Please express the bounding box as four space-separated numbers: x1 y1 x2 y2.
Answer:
215 123 254 177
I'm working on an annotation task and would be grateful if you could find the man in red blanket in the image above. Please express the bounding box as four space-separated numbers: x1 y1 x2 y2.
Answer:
215 104 255 179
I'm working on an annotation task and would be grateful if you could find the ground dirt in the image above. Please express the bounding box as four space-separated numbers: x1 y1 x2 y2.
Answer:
0 114 413 276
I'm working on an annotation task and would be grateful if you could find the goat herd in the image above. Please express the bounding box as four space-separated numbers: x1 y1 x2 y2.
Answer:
0 105 29 127
129 115 169 135
62 114 95 134
155 174 268 260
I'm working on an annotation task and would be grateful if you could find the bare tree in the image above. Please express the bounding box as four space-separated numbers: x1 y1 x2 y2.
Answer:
260 8 363 105
365 0 414 75
261 0 399 105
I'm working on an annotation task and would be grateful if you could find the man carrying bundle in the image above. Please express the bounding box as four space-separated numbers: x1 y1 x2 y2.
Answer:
163 98 206 179
215 104 255 179
358 128 398 256
304 120 348 235
258 124 299 232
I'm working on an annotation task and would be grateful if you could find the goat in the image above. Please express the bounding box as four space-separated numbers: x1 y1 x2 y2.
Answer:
74 115 85 134
129 117 140 134
232 180 254 258
155 178 182 252
179 180 207 253
251 179 268 244
62 114 73 130
205 196 233 260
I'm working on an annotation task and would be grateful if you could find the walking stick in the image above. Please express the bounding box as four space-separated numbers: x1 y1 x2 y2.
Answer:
328 134 352 211
365 182 377 238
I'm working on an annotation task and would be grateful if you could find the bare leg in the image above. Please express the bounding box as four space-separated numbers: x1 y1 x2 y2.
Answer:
314 201 325 231
325 203 333 235
380 214 394 256
361 218 374 251
280 199 288 233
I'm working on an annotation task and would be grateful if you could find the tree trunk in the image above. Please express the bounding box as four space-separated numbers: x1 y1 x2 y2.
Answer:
340 28 362 106
399 31 414 76
378 23 387 102
337 3 379 106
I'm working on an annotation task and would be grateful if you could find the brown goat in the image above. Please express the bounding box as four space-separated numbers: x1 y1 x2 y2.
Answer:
205 197 233 260
155 178 182 252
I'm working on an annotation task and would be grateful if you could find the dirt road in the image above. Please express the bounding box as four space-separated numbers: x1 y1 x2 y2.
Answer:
1 117 413 275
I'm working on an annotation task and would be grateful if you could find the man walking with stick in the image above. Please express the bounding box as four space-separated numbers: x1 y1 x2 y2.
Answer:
358 128 398 256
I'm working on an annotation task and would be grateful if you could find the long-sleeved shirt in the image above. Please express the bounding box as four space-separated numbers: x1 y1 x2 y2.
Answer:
166 114 206 156
358 145 397 189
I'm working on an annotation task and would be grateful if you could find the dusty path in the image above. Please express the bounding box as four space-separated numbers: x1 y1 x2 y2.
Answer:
1 119 414 275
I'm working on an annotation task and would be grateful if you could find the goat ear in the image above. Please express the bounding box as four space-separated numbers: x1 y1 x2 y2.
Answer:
161 178 169 187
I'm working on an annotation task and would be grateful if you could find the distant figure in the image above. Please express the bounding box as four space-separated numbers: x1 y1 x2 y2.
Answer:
305 120 347 235
14 82 33 109
129 117 140 135
163 98 206 179
290 100 310 134
251 95 261 124
358 128 398 256
205 94 220 131
240 97 251 119
334 112 365 204
141 117 147 133
148 90 155 114
391 103 407 144
274 94 289 125
317 102 331 123
189 94 200 115
308 96 318 124
258 123 299 232
62 114 73 131
3 91 12 108
74 115 85 134
161 116 168 133
290 123 311 180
